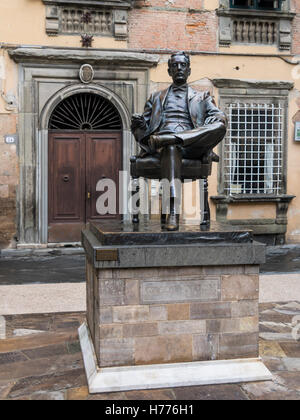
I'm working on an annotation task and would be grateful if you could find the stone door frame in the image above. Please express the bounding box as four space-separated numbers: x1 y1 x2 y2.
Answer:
9 48 159 245
42 83 130 244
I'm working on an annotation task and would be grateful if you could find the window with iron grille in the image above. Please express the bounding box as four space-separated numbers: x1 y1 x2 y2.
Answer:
223 101 284 195
230 0 282 10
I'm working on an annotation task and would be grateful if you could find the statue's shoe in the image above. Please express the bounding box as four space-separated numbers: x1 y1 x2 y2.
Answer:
166 213 179 231
150 135 181 150
201 151 219 164
211 151 219 162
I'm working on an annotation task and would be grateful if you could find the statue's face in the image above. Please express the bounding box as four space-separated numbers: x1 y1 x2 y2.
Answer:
168 55 191 85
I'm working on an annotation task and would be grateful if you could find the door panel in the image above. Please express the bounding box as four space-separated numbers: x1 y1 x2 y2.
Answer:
49 133 86 222
86 133 121 220
48 131 122 243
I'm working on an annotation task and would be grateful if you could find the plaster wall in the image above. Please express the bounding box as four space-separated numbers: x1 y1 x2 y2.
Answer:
1 0 300 245
0 50 19 247
0 0 127 49
2 48 300 245
227 203 277 220
148 54 300 241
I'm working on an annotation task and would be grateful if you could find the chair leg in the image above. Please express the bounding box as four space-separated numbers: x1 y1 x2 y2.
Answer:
161 212 167 227
160 182 167 227
132 177 140 224
200 177 210 227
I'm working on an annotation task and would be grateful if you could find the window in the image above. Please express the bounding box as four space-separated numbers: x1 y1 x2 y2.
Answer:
219 0 293 49
223 101 284 195
212 79 294 240
230 0 282 10
43 0 130 38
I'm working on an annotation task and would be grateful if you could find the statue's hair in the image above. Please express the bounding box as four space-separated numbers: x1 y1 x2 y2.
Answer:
168 51 190 68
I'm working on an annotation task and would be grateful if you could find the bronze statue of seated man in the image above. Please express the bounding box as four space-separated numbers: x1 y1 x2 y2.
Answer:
131 51 227 231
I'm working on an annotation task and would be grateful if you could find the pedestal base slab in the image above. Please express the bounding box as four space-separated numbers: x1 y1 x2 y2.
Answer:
79 323 272 394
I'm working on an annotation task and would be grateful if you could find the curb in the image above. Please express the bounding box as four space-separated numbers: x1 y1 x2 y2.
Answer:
0 247 84 258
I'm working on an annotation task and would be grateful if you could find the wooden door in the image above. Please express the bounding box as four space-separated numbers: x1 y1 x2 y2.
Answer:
48 131 122 243
86 132 121 221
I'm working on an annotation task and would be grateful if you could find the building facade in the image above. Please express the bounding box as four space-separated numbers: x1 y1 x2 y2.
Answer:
1 0 300 248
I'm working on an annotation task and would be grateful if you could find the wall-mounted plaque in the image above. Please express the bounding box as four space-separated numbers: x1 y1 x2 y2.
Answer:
4 134 18 145
96 249 118 262
79 64 94 84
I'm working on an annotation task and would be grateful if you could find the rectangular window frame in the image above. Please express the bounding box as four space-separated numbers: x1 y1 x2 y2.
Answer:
230 0 282 11
222 99 285 196
218 93 289 198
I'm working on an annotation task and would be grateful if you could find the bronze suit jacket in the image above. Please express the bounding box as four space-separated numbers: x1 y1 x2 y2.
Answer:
132 86 227 155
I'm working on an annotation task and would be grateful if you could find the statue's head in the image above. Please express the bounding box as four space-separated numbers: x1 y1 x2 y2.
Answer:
168 52 191 86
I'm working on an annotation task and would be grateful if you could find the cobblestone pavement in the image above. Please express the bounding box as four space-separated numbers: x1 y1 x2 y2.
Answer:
0 302 299 400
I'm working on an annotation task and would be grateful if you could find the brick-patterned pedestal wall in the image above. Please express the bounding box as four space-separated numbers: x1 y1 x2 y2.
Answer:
87 263 259 368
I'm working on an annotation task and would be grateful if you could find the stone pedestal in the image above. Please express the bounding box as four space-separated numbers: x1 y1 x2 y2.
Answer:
80 221 272 393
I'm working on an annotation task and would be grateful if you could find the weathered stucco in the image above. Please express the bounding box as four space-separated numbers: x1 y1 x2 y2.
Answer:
0 0 127 49
0 0 300 246
148 53 300 242
0 50 19 247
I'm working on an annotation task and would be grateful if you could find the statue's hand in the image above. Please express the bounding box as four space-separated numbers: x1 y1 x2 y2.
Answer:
204 116 219 125
131 114 146 129
205 115 227 126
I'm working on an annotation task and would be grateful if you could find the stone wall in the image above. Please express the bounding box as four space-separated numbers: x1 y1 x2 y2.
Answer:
292 0 300 54
87 262 259 368
128 1 218 51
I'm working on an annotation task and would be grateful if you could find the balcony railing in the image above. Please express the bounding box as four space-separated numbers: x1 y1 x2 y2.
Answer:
60 8 113 35
218 6 295 50
232 18 278 44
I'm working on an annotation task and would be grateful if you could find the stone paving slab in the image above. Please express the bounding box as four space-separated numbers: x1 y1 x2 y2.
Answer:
0 283 86 315
260 275 300 303
0 247 84 259
0 303 299 400
0 255 86 286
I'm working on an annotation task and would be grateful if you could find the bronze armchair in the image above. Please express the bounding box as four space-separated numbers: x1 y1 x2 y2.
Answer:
130 152 219 227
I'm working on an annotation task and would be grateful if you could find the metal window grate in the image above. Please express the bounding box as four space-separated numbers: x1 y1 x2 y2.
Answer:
224 102 283 195
49 93 122 131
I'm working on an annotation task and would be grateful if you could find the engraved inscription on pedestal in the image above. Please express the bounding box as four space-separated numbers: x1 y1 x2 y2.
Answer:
140 278 220 304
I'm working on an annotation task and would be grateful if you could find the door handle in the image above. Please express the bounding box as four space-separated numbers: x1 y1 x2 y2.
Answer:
87 192 91 199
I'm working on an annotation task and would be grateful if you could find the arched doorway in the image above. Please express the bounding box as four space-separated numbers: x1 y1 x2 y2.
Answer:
48 92 122 243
